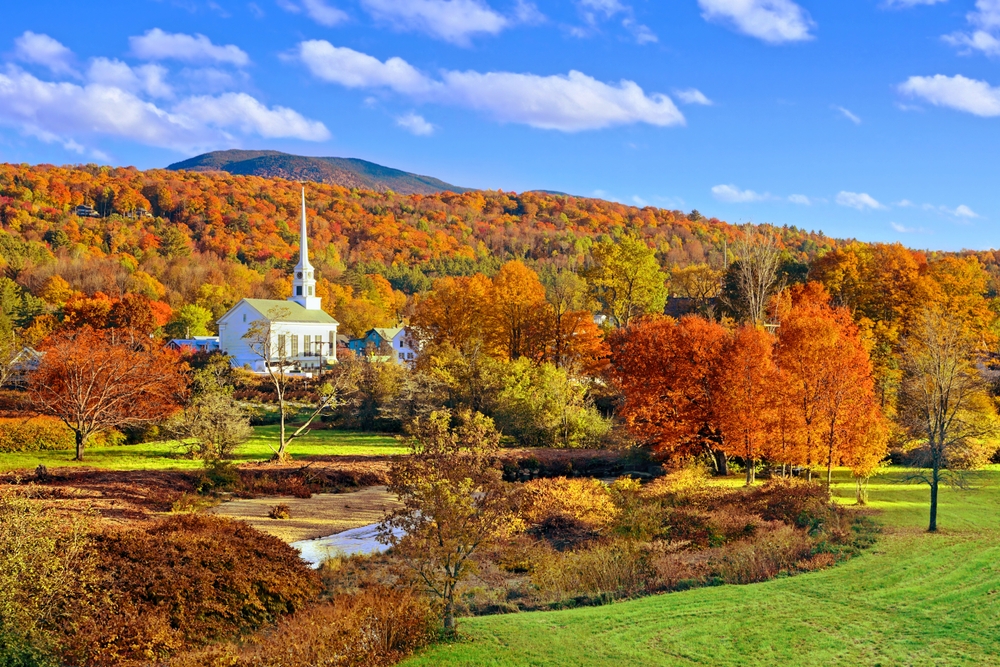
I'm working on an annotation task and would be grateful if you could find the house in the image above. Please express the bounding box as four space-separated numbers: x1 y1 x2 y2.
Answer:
348 326 419 365
215 189 340 373
74 204 100 218
167 336 221 354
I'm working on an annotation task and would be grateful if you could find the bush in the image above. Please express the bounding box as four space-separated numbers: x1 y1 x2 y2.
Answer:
0 629 58 667
0 417 74 452
60 515 321 667
709 525 813 584
520 477 618 531
168 587 435 667
268 503 291 520
531 540 654 604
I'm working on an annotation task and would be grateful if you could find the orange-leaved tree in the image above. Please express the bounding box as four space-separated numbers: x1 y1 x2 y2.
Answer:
609 315 730 472
488 261 548 361
715 325 776 485
27 327 187 460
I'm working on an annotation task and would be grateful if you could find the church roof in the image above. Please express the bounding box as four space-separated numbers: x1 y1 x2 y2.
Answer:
238 299 339 324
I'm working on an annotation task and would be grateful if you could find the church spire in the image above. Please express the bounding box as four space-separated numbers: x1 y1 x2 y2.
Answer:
290 186 321 310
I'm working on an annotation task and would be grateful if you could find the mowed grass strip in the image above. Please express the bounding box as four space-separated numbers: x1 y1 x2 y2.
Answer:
403 467 1000 667
0 425 406 472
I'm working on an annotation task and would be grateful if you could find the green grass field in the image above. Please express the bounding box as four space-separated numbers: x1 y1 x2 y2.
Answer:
404 467 1000 667
0 425 406 472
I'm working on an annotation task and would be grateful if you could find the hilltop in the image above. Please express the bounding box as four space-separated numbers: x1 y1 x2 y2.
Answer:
167 149 471 195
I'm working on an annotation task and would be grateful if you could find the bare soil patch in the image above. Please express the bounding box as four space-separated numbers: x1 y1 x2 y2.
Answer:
208 486 399 542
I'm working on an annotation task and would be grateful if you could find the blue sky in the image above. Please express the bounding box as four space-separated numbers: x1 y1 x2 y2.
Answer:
0 0 998 250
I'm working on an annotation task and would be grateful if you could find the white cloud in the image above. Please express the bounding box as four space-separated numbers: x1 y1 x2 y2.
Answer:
174 93 331 140
297 41 434 94
943 0 1000 56
835 105 861 124
574 0 657 44
788 194 811 205
836 191 886 210
953 204 980 218
13 32 77 76
302 0 349 26
896 199 915 207
395 112 435 135
890 222 915 233
360 0 509 45
898 74 1000 117
675 88 713 105
632 195 649 206
295 40 685 131
440 69 684 130
129 29 250 66
924 202 981 218
712 184 768 202
87 58 173 98
698 0 814 44
0 67 329 152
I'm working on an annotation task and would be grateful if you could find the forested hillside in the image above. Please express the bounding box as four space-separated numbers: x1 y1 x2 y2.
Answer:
0 162 997 342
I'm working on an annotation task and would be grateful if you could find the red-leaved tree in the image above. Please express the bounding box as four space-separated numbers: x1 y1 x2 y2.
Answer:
27 327 187 460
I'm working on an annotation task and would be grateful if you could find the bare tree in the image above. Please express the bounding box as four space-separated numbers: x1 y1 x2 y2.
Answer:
898 307 997 532
244 310 356 461
728 230 782 325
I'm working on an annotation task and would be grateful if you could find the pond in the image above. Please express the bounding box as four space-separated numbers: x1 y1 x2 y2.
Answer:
291 522 404 568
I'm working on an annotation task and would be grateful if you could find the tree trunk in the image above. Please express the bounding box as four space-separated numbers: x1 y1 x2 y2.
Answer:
928 457 940 533
277 399 288 462
442 600 456 635
74 430 85 461
713 449 729 476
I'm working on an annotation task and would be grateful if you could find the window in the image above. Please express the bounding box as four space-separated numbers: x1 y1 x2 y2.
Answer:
290 335 299 357
398 352 404 360
308 286 314 296
296 286 303 296
242 314 246 323
329 331 335 349
304 337 312 355
278 334 286 357
314 335 322 354
297 272 302 279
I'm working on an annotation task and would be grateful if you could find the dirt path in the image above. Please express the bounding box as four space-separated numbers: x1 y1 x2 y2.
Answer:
207 486 399 542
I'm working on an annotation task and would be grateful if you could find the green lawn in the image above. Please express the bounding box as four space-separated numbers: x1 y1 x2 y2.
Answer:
0 425 405 472
404 467 1000 667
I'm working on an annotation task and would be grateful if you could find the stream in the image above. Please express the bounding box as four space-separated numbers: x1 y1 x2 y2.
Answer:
291 523 404 568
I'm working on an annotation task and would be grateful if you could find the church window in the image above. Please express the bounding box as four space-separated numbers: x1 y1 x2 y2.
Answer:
329 331 335 349
304 337 312 355
291 335 299 357
278 334 286 356
242 314 246 323
296 286 303 296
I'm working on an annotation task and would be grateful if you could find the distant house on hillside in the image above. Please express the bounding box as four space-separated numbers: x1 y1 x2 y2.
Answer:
348 327 419 365
167 336 221 354
74 204 100 218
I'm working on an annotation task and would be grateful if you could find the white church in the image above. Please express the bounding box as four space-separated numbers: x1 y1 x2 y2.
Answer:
214 189 340 372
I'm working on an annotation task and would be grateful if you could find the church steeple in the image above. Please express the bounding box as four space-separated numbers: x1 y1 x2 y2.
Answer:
290 187 321 310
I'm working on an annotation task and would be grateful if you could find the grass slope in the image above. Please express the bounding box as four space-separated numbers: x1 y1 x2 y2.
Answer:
404 468 1000 667
0 426 405 472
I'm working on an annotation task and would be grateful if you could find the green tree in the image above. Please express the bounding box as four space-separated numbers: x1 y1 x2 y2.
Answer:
899 306 997 532
165 304 215 338
378 410 519 632
586 235 667 328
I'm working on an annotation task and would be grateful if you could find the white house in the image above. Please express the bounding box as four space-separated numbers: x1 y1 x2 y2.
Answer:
216 189 339 372
347 326 420 365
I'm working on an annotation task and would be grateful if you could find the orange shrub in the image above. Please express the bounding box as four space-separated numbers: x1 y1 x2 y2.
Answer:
167 586 435 667
60 515 321 667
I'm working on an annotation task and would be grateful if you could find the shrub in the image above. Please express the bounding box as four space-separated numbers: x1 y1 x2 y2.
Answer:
268 503 291 520
709 525 813 584
0 417 74 452
60 514 321 667
168 587 435 667
520 477 618 531
531 540 654 604
0 629 58 667
748 478 831 529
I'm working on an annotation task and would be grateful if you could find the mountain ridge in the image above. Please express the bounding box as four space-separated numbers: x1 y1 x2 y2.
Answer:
167 149 471 195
